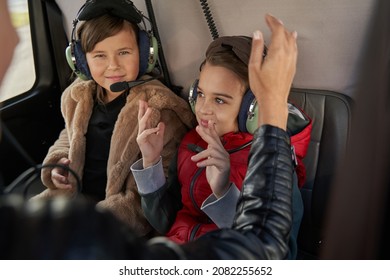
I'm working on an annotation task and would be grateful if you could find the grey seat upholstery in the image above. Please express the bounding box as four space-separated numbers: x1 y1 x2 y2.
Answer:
288 88 354 259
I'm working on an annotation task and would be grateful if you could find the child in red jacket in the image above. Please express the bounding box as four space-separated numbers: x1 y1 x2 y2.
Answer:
131 36 311 259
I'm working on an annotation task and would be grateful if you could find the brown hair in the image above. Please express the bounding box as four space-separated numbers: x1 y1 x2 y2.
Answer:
200 36 251 90
77 14 139 103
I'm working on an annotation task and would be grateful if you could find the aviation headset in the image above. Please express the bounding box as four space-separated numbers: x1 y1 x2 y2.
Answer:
65 0 158 81
188 36 267 134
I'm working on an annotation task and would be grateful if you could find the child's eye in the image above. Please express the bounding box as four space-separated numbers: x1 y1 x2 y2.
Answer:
215 97 225 104
119 50 130 55
93 54 105 59
197 91 205 98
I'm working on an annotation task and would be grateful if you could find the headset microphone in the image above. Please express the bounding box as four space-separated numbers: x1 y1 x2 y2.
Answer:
110 77 156 92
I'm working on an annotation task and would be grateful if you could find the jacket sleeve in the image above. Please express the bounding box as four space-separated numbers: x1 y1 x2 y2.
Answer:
138 105 191 234
139 152 182 234
146 125 294 259
39 81 78 190
40 128 70 189
200 183 240 228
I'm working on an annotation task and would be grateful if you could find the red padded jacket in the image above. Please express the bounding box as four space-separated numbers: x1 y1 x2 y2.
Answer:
166 104 312 244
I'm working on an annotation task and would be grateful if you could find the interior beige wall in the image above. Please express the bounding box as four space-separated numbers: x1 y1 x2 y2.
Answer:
58 0 376 98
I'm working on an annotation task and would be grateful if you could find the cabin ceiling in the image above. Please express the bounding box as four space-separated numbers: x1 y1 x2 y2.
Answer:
57 0 376 99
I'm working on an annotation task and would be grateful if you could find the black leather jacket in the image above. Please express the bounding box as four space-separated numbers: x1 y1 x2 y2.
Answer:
0 125 293 260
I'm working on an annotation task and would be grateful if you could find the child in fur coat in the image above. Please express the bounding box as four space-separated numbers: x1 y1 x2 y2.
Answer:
32 0 195 237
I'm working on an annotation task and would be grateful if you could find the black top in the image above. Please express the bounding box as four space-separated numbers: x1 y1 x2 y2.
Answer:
82 92 127 202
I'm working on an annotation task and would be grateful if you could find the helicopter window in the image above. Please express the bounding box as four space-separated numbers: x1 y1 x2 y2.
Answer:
0 0 35 102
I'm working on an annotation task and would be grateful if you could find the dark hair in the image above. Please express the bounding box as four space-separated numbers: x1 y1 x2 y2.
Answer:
77 14 139 53
201 51 249 89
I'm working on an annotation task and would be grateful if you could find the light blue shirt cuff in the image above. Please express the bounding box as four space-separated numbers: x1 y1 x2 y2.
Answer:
200 182 240 228
130 157 166 195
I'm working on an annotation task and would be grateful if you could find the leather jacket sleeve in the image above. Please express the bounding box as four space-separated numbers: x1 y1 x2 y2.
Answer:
147 125 294 259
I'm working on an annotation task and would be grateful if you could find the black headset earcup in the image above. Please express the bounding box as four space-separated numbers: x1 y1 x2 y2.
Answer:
239 90 258 134
73 41 92 80
188 79 199 113
138 30 158 76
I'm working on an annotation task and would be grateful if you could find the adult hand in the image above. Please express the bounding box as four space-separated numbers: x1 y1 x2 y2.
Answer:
249 14 298 129
191 121 230 199
51 158 72 190
136 100 165 168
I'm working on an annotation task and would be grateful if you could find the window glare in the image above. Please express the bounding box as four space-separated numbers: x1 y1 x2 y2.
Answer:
0 0 35 102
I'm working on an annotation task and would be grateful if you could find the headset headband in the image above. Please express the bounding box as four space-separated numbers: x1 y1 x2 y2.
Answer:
78 0 143 23
206 36 252 66
205 36 267 66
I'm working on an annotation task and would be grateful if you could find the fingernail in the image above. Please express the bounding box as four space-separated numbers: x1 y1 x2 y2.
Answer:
253 30 261 40
267 13 283 25
293 31 298 39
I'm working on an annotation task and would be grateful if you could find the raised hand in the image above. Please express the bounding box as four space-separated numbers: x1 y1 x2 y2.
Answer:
136 99 165 168
249 14 298 130
191 121 230 198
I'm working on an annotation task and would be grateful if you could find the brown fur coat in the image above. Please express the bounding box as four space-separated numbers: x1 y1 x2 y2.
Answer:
32 78 195 236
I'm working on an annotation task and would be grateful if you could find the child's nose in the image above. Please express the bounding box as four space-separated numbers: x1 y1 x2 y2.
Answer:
107 56 120 69
198 99 213 114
